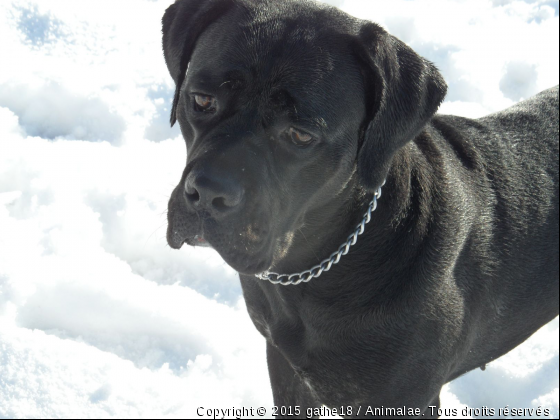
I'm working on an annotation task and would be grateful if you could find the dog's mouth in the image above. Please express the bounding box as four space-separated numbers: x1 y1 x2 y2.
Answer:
169 220 274 275
203 227 274 275
192 234 212 248
167 219 212 250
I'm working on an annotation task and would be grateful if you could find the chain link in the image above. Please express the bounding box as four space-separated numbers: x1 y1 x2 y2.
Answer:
255 181 386 286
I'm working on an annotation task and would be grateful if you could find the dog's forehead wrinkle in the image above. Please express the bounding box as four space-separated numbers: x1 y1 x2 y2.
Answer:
236 19 336 81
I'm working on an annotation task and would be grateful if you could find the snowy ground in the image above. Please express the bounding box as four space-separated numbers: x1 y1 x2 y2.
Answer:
0 0 558 418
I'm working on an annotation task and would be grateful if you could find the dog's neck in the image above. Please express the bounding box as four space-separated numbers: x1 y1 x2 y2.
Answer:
260 133 440 288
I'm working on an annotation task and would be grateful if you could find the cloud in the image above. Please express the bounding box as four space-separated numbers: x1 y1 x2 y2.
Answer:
340 0 559 115
143 84 181 143
0 322 270 419
320 0 347 7
532 388 559 419
0 106 25 136
13 3 65 47
500 61 540 101
0 82 125 143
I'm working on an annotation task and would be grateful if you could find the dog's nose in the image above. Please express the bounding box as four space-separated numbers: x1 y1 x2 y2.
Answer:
185 171 244 215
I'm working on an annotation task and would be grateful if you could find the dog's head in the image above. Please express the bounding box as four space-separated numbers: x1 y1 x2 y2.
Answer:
163 0 447 275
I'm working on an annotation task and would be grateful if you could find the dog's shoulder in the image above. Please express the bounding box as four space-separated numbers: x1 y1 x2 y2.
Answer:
480 85 559 142
429 87 559 175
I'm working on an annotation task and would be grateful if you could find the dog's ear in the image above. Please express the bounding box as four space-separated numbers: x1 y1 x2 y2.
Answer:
162 0 236 126
354 23 447 191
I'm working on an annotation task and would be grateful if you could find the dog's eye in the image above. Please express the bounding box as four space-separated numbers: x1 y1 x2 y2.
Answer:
194 94 216 112
287 127 313 146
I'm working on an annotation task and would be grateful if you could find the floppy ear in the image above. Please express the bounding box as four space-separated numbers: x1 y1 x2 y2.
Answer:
355 22 447 191
162 0 236 126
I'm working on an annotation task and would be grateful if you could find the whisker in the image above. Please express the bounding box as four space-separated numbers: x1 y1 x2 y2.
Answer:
144 222 169 249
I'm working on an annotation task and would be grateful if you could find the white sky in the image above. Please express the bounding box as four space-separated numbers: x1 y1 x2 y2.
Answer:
0 0 558 418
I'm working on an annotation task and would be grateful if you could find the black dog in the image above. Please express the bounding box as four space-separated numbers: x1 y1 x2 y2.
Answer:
162 0 559 417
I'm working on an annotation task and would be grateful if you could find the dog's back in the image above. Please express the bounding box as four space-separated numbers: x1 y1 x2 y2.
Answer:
431 86 559 378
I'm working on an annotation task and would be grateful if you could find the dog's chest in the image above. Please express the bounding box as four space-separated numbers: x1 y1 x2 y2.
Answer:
244 284 388 402
267 312 391 405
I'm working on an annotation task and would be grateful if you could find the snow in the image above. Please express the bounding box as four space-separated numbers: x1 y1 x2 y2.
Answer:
0 0 558 418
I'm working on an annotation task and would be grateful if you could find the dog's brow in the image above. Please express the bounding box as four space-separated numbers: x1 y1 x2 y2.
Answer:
313 117 328 130
293 116 328 132
220 70 245 90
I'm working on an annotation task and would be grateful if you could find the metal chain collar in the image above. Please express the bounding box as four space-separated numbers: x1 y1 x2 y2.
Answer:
255 181 386 286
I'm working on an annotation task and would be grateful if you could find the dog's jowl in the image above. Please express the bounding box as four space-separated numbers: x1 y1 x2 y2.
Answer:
162 0 559 417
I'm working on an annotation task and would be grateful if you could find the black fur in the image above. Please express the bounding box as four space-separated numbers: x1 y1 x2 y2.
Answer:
162 0 559 417
355 22 448 191
162 0 236 125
